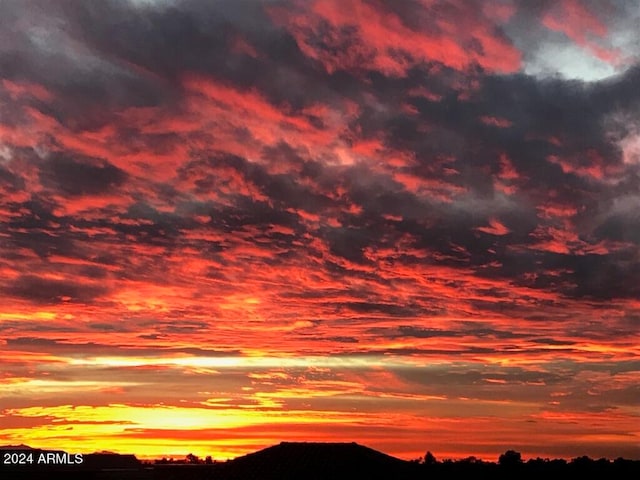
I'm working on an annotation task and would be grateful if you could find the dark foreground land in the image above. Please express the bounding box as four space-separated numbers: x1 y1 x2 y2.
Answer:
2 442 639 479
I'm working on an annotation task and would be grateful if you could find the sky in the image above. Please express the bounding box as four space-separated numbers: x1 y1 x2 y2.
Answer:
1 0 639 462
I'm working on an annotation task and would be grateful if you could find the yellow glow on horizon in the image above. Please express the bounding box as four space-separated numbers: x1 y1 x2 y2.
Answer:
67 354 419 369
0 311 58 320
0 379 140 396
6 404 358 429
1 403 362 458
577 343 638 355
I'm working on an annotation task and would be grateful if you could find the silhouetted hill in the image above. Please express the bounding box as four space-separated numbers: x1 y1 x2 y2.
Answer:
217 441 418 480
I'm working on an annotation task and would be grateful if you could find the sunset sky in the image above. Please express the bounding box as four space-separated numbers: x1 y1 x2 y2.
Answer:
1 0 639 462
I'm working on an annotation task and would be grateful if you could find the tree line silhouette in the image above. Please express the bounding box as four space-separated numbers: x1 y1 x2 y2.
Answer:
409 449 639 479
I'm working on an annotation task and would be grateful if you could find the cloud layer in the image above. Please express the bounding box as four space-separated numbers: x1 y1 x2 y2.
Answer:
1 0 639 461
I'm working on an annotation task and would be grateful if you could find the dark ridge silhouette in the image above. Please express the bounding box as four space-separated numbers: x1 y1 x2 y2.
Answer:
81 452 141 470
2 443 639 480
216 441 418 480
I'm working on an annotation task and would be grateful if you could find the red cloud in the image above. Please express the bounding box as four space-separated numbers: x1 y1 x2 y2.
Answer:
273 0 521 76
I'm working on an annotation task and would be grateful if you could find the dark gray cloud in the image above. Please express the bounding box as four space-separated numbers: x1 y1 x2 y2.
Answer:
0 165 25 191
40 153 127 196
393 364 570 387
4 274 107 304
4 336 241 357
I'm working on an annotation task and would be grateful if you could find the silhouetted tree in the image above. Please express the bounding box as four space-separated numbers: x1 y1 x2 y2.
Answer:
186 453 200 464
498 449 522 467
205 455 213 464
424 451 437 465
460 455 482 464
571 455 593 467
